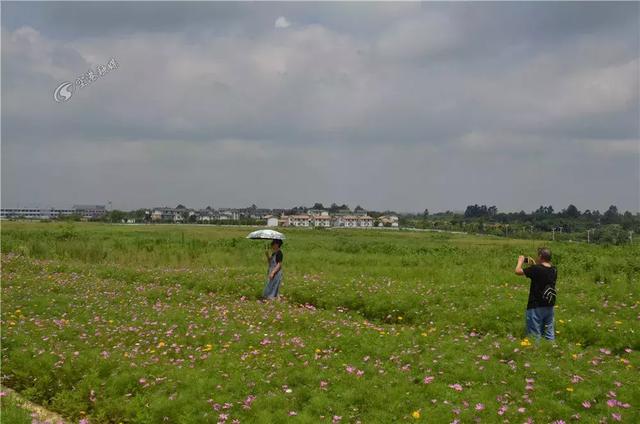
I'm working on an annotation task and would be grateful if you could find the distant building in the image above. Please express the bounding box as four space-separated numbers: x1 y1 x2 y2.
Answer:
73 205 107 219
287 214 312 227
266 216 279 227
312 214 331 227
378 215 399 227
1 206 99 220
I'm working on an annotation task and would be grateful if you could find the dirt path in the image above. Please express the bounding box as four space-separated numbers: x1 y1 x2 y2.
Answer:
2 386 69 424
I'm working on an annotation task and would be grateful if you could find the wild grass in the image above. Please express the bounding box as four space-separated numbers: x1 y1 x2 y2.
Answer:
1 222 638 423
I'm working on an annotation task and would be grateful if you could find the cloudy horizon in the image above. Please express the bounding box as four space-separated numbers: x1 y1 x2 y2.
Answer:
2 2 639 213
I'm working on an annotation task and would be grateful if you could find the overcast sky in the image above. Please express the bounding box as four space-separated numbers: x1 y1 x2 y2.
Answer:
2 2 639 212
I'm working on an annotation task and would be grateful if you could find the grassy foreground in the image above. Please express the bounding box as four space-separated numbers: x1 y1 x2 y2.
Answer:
1 222 638 423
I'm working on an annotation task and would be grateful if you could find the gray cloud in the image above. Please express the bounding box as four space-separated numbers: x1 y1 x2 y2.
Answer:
2 2 638 212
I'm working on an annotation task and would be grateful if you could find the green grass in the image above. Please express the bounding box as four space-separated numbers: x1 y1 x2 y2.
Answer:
1 390 33 424
1 222 638 423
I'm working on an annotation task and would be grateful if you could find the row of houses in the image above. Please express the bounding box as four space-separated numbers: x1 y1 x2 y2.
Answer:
267 213 399 228
0 205 107 220
1 204 400 228
149 207 244 222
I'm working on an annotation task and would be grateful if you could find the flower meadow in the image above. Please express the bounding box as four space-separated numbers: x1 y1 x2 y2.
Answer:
1 222 638 423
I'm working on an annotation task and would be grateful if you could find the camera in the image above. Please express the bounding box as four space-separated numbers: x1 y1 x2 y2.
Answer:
523 257 529 264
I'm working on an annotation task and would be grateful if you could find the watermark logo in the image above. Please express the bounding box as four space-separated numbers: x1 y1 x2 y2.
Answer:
53 57 119 103
53 81 74 103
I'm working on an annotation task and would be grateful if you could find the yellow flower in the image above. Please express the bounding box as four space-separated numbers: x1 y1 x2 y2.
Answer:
202 344 213 352
157 341 165 348
520 338 532 347
412 410 421 419
566 387 574 392
315 348 321 353
614 321 622 325
421 332 428 337
572 354 578 360
15 309 21 314
398 316 403 320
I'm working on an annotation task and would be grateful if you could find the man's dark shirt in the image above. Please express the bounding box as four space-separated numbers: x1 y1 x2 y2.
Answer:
523 264 557 309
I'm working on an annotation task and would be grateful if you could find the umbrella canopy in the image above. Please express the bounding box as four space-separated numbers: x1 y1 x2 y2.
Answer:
246 229 286 240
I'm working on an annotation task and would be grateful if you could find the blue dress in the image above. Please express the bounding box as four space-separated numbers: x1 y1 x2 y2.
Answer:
263 252 283 299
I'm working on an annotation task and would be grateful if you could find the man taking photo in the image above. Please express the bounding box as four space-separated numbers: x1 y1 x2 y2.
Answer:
515 247 557 341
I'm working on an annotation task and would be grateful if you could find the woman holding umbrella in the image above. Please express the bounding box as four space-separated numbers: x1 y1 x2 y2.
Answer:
246 229 286 300
263 239 284 299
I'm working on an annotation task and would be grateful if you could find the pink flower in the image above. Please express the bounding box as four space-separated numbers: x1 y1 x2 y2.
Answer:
0 391 6 398
449 383 463 392
612 413 622 422
481 355 490 361
243 395 256 409
288 411 297 416
607 399 618 408
475 403 485 411
581 401 591 409
332 416 342 423
423 376 434 384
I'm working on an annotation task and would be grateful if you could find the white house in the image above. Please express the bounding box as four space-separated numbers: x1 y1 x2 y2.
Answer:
266 216 279 227
312 214 331 227
378 215 399 227
358 216 374 227
288 214 312 227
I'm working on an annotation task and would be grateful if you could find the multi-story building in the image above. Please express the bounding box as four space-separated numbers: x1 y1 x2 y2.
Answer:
73 205 107 219
287 214 312 227
1 206 98 220
312 214 331 227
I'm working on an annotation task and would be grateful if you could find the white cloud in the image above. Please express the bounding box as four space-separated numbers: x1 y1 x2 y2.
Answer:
274 16 291 29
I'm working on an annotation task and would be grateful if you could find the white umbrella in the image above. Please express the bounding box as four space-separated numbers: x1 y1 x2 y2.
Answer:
246 229 286 240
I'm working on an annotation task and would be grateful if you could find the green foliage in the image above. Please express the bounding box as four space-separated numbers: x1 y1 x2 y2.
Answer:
0 392 33 424
1 223 639 423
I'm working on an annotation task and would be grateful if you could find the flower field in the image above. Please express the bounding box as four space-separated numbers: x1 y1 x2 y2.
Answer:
1 222 638 423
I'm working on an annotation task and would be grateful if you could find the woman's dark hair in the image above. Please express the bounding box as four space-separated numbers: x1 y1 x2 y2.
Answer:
271 239 283 247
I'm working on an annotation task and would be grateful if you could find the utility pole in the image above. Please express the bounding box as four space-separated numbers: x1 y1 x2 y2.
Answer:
630 231 634 244
587 228 593 244
552 227 555 241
